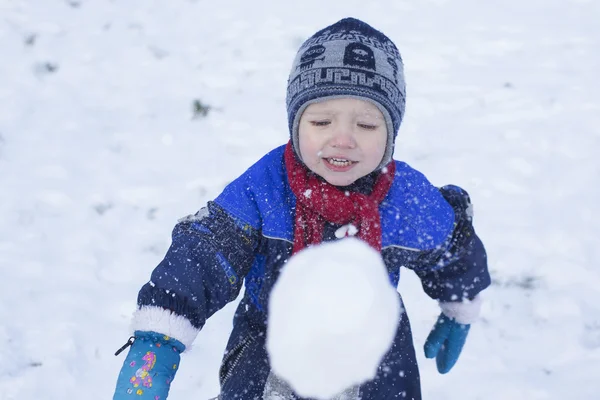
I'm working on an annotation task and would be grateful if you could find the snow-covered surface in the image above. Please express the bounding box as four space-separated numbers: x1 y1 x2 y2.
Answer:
267 239 400 399
0 1 599 399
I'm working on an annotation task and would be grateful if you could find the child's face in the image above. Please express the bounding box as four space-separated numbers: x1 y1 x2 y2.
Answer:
298 98 387 187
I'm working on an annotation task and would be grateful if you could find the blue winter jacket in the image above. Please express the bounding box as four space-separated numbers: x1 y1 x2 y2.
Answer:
136 145 490 400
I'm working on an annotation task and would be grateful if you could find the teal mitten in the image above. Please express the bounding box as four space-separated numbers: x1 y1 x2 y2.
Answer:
113 331 185 399
423 313 470 374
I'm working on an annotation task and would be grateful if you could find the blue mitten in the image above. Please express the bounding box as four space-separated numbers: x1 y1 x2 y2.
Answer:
423 313 470 374
113 331 185 400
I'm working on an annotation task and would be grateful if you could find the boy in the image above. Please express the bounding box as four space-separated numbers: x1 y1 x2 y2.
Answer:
112 17 491 400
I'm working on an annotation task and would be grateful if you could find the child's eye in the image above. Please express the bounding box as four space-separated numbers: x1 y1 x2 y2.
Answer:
358 123 378 130
310 120 331 127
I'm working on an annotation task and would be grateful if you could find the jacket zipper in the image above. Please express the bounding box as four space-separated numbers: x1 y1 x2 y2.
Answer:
220 336 254 386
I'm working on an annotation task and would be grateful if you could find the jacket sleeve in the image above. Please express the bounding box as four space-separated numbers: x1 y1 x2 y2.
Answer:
411 185 491 303
132 200 260 349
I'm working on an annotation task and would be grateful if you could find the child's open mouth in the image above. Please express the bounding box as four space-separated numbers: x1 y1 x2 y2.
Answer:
324 157 357 171
327 157 355 167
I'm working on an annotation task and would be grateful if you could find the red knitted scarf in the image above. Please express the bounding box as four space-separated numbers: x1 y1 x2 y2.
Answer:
284 142 396 254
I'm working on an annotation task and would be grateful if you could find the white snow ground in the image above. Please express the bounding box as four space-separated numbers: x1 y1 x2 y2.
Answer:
0 1 599 399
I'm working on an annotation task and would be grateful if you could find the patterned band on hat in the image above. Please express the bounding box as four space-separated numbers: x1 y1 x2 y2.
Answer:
286 18 406 167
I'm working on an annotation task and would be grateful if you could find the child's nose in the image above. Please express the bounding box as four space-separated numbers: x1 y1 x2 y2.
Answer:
330 125 357 149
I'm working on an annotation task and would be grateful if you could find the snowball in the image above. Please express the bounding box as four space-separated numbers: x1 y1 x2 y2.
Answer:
266 238 401 399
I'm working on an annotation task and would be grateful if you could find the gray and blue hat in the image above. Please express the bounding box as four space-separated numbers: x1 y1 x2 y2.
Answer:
286 17 406 167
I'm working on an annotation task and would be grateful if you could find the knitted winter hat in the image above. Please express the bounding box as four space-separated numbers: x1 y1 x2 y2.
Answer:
286 17 406 168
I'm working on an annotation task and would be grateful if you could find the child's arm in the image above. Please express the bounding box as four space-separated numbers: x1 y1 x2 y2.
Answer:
413 185 491 308
134 201 260 347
